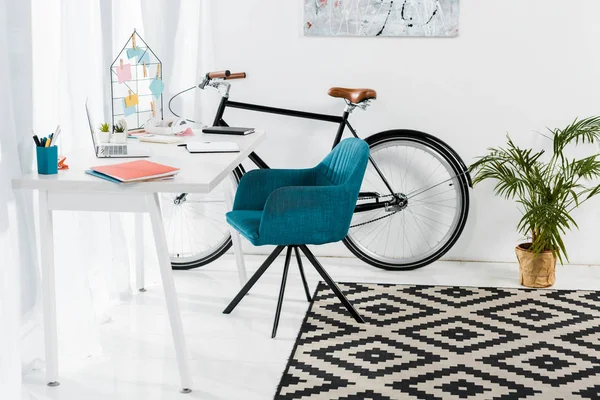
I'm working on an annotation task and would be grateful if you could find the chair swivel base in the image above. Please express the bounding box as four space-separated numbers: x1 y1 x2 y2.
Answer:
223 245 364 338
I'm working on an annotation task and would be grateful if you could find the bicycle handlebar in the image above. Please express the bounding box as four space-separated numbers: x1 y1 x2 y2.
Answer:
225 72 246 80
205 70 246 81
207 70 231 79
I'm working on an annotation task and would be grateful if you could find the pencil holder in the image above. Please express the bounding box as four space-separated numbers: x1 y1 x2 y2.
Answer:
36 146 58 175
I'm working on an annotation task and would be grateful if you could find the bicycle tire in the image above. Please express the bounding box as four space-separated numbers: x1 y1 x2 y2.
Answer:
342 130 470 270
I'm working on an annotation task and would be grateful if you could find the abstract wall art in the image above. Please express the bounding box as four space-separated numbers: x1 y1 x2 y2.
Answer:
304 0 459 37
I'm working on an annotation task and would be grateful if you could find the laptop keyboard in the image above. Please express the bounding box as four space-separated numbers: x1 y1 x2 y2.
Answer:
104 145 127 156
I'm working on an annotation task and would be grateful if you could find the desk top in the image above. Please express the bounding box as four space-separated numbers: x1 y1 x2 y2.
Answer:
12 130 266 194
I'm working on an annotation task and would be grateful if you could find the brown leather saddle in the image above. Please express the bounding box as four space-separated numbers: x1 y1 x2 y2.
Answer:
328 87 377 104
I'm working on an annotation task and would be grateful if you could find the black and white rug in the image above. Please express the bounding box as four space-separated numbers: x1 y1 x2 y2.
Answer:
275 282 600 400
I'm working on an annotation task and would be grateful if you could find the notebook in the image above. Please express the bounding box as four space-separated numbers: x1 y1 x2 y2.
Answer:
183 142 240 153
85 170 176 183
88 160 180 183
202 126 255 135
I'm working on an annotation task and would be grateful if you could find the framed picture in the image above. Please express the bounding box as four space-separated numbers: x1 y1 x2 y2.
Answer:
304 0 459 37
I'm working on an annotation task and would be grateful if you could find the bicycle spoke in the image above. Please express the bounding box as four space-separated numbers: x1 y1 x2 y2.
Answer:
401 146 418 194
354 211 387 241
410 198 457 208
403 212 414 258
161 180 234 266
184 207 229 229
410 210 451 227
407 172 466 199
408 209 447 236
410 187 455 202
364 216 393 250
409 203 455 218
410 209 433 249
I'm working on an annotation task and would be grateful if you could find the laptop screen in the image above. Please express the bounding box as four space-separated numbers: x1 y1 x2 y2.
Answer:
85 99 98 155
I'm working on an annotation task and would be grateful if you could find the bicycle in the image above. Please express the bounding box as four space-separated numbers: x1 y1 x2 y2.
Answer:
162 70 472 271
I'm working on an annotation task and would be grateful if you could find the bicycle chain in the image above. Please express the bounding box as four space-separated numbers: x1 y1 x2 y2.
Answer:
357 193 395 201
350 210 398 228
351 193 398 227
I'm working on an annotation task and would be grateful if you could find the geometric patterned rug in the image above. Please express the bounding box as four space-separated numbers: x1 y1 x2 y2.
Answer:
275 282 600 399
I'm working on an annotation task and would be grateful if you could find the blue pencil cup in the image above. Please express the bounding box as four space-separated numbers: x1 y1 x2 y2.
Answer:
36 146 58 175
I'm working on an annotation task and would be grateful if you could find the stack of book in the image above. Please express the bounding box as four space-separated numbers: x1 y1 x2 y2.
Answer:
86 160 179 183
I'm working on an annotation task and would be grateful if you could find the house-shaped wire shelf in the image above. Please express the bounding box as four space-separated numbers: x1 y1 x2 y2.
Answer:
110 29 164 130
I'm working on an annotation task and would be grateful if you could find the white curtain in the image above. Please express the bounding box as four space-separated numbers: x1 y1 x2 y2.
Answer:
0 1 213 397
0 0 40 396
140 0 215 124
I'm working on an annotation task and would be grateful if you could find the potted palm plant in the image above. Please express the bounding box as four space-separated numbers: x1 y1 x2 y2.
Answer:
470 117 600 288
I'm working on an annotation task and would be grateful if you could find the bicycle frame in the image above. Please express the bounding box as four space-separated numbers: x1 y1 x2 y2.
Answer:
210 95 401 213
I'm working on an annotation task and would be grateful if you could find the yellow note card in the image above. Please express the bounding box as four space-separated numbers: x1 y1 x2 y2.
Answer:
124 93 139 108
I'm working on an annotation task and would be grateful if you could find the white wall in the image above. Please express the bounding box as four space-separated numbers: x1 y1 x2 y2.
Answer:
206 0 600 264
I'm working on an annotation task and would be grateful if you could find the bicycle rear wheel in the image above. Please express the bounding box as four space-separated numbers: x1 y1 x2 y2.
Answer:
343 130 470 270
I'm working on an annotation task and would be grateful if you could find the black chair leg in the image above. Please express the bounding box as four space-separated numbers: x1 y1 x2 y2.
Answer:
298 245 365 323
272 247 293 338
294 246 311 302
223 245 286 314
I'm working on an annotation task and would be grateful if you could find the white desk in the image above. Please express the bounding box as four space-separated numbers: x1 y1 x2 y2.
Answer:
12 130 265 393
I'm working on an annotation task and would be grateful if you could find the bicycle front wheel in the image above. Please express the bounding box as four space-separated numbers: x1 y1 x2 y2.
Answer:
162 169 242 270
343 130 470 270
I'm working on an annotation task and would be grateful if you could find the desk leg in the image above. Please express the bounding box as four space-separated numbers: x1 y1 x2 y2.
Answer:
224 176 247 286
135 213 145 292
147 193 192 393
39 190 59 387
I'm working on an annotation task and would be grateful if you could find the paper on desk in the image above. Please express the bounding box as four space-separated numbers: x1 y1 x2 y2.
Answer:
138 134 184 144
117 63 132 83
185 142 240 153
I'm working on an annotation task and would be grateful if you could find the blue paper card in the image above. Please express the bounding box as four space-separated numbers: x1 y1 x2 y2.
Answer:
137 50 150 64
149 78 164 99
126 47 150 64
122 99 137 116
126 47 141 60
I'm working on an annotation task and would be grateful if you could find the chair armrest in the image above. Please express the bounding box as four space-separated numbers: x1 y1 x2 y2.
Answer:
258 185 358 245
232 168 316 211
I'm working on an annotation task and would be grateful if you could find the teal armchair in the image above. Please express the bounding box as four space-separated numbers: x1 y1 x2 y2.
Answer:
223 138 370 337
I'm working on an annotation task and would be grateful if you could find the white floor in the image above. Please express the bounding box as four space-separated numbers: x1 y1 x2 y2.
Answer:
22 255 600 400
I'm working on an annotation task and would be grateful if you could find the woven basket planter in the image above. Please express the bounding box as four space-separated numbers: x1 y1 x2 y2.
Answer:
515 243 556 288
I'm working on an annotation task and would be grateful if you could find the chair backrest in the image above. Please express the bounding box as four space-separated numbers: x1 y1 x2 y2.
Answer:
313 138 369 241
315 138 370 189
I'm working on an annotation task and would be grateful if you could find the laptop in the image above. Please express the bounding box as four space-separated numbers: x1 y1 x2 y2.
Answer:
85 100 150 158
